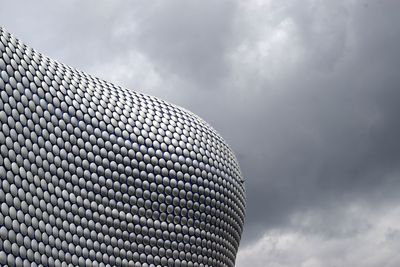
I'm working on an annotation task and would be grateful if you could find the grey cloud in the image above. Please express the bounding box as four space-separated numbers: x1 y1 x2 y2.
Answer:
3 0 237 91
129 1 237 89
225 0 400 245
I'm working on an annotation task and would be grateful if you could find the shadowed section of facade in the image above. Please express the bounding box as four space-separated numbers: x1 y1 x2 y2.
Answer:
0 27 245 267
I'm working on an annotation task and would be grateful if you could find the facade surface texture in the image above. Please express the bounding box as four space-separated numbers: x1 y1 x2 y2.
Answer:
0 27 246 267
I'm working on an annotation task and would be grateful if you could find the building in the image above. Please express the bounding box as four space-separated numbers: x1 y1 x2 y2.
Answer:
0 27 245 267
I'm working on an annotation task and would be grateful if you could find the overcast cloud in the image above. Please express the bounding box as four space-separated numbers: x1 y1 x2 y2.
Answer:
2 0 400 266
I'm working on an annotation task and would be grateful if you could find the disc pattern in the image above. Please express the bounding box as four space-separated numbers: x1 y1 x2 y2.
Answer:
0 27 246 267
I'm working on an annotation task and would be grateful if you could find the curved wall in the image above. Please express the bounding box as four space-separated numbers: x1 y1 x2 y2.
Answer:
0 27 245 267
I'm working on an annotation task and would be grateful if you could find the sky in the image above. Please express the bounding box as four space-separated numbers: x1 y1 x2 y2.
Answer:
2 0 400 266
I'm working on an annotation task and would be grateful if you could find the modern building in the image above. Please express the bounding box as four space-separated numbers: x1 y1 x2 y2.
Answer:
0 27 245 267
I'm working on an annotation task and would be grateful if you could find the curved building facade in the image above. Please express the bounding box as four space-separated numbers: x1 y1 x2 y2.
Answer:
0 27 245 267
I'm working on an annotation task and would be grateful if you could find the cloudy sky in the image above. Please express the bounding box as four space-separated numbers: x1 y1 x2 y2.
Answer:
2 0 400 266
